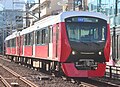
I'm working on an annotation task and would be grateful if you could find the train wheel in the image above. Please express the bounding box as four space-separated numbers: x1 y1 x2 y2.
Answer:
46 62 50 72
10 56 12 61
50 62 55 73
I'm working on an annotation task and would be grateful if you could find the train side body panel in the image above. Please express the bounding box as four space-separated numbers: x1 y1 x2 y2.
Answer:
104 24 111 62
6 47 11 55
24 46 33 57
59 22 71 62
35 45 48 58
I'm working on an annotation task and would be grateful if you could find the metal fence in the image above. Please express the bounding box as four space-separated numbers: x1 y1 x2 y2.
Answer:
105 65 120 80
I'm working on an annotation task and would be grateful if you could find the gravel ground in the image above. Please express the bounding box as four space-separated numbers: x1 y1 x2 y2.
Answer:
0 56 120 87
0 81 5 87
0 57 80 87
0 65 33 87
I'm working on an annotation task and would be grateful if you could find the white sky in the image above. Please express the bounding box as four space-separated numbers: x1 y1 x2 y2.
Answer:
0 0 38 10
0 0 24 10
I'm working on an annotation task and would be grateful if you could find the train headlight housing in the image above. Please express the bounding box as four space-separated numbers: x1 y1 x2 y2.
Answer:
72 51 76 55
98 52 102 55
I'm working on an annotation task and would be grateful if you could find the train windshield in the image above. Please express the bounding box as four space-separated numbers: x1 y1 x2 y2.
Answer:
65 17 107 42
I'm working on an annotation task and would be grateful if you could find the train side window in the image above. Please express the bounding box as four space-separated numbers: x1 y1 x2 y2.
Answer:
25 34 27 45
48 26 53 43
42 29 45 44
11 38 16 47
28 33 30 45
36 30 42 45
35 31 37 45
56 24 59 42
93 28 99 40
24 33 33 46
31 32 34 45
42 28 48 44
45 29 49 44
36 30 40 44
14 38 16 47
10 40 11 47
7 40 10 47
102 26 105 40
12 39 14 47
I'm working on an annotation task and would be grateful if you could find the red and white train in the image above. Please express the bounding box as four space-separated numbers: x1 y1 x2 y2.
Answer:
5 11 110 77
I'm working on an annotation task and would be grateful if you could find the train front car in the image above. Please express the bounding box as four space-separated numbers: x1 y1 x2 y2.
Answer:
60 12 110 77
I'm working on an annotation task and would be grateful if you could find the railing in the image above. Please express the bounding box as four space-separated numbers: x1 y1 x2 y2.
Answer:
105 65 120 80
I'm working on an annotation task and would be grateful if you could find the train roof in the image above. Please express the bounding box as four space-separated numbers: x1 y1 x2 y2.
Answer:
20 11 108 35
5 11 108 41
35 11 108 24
5 31 20 41
58 11 108 22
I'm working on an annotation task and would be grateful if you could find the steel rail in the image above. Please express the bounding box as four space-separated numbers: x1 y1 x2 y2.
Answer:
80 81 97 87
0 75 12 87
0 64 39 87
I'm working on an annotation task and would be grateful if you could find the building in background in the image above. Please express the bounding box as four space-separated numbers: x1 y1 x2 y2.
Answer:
26 0 88 26
88 0 120 64
88 0 120 28
0 0 25 54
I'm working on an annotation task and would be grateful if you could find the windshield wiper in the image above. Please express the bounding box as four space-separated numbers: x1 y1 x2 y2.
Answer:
80 41 88 45
92 41 100 46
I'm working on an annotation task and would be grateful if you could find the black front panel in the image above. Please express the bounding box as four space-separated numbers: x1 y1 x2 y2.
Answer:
66 41 106 62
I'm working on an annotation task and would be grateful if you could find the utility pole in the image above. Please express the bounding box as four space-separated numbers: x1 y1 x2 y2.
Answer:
112 0 118 61
1 6 5 56
39 0 40 20
73 0 75 11
97 0 101 12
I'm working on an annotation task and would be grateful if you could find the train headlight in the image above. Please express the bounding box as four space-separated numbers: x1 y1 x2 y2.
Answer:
98 52 102 55
72 51 76 55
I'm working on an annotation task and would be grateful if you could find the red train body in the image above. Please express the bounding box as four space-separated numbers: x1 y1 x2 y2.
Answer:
5 11 110 77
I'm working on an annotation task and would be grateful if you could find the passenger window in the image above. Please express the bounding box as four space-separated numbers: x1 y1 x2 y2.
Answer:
42 29 49 44
93 28 99 40
36 30 41 44
102 26 105 40
48 26 53 43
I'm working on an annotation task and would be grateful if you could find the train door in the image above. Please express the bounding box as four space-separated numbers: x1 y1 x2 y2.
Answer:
17 36 20 56
48 26 53 58
32 31 35 56
53 24 59 59
16 37 18 55
20 35 23 55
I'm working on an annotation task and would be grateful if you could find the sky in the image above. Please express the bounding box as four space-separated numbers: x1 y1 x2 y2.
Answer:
0 0 119 10
0 0 38 10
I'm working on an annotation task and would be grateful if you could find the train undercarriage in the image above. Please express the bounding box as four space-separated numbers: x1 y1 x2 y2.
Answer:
5 55 106 77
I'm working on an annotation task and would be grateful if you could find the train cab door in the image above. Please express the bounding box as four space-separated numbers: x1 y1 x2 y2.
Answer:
117 35 120 60
53 24 59 59
48 26 53 59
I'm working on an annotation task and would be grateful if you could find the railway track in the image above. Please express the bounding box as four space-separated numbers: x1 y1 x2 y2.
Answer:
62 77 120 87
78 78 120 87
0 75 10 87
0 63 38 87
0 56 120 87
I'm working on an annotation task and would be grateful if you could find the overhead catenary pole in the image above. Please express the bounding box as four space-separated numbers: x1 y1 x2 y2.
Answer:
112 0 118 61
